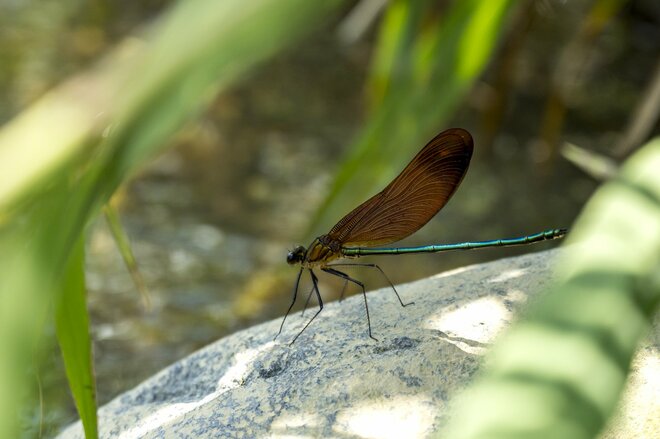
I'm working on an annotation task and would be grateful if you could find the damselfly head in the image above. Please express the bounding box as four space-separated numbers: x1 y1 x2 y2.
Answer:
286 245 306 265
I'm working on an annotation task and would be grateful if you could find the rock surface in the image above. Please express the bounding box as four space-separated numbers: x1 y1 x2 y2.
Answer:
58 250 658 438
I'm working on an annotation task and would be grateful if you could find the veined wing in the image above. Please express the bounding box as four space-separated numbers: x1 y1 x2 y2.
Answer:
326 128 473 247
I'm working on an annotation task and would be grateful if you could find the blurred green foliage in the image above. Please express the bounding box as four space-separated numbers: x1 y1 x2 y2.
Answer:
0 0 346 437
443 137 660 438
103 204 151 309
308 0 516 236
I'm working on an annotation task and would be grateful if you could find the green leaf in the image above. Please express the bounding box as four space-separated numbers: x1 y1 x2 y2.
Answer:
442 137 660 439
0 1 348 437
103 204 151 309
55 237 98 439
457 0 511 81
307 0 516 238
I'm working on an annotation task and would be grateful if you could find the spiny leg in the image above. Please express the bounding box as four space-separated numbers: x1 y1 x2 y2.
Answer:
290 269 323 345
328 262 414 307
322 267 378 341
275 267 303 340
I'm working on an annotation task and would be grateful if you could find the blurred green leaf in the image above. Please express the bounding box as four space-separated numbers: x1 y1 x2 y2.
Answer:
442 137 660 439
458 0 511 81
562 142 618 181
103 204 151 309
0 0 347 437
55 237 97 439
307 0 516 238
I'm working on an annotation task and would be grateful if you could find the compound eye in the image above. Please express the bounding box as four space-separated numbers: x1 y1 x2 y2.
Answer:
286 245 306 265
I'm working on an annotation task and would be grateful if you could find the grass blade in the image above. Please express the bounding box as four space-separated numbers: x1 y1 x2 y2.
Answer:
55 237 98 439
103 204 151 309
307 0 516 237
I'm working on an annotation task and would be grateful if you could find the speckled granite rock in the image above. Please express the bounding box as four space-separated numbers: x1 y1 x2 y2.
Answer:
58 250 658 438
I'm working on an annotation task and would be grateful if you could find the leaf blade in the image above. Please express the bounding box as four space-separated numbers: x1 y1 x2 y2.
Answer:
55 237 98 439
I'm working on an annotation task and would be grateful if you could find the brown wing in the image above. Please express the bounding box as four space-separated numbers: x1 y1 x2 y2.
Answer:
326 128 473 247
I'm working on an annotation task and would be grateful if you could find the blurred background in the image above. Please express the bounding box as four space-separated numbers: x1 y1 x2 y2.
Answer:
1 0 658 437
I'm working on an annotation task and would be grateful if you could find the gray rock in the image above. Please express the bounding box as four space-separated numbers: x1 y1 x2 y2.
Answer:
58 249 658 438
